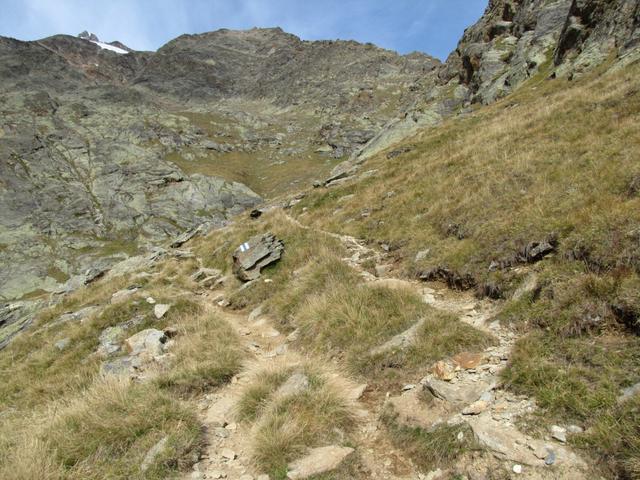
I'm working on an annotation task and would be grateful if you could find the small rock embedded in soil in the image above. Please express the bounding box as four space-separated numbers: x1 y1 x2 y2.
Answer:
55 337 71 350
567 424 584 434
618 382 640 403
545 450 557 465
221 448 236 460
551 425 567 443
462 400 490 415
286 445 354 479
276 373 310 398
154 303 171 319
431 360 455 380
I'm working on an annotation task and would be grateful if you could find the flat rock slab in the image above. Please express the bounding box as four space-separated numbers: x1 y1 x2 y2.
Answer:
111 287 139 303
52 305 99 327
101 355 141 375
287 445 354 479
422 376 493 406
125 328 167 357
468 413 542 466
388 388 452 430
206 396 236 427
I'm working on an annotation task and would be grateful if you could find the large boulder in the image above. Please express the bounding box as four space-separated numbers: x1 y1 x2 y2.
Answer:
232 233 284 281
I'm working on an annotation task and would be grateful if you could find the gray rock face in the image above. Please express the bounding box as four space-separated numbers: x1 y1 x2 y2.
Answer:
135 28 439 106
232 233 284 281
354 0 640 163
0 28 440 304
0 301 39 349
0 69 261 302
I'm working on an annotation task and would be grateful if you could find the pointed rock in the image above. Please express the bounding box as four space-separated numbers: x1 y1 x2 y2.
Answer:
154 304 171 319
141 436 168 472
232 233 284 282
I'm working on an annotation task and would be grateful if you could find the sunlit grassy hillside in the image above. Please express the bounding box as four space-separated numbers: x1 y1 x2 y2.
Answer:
294 58 640 477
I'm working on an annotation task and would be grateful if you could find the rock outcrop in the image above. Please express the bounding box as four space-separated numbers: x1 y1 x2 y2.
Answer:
0 29 440 302
354 0 640 161
232 233 284 281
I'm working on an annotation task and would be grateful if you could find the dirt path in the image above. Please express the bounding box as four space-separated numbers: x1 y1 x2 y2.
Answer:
185 213 589 479
185 307 289 480
185 300 425 480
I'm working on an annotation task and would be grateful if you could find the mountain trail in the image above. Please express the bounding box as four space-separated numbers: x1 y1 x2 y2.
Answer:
186 212 590 479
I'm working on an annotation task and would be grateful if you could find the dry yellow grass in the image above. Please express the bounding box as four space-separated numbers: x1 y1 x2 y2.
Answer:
236 359 357 478
0 377 200 480
0 265 244 478
291 59 640 477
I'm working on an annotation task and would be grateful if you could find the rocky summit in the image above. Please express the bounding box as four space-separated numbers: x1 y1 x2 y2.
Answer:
1 1 640 479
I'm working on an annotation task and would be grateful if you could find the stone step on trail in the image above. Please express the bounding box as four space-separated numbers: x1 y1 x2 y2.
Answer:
286 445 355 480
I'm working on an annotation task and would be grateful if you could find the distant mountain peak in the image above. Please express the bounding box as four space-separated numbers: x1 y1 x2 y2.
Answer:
77 30 131 54
78 30 99 42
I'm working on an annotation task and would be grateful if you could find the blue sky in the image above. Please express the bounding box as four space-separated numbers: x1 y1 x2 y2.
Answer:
0 0 487 60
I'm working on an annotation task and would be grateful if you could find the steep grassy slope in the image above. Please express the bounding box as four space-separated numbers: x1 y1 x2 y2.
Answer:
0 261 244 479
293 58 640 477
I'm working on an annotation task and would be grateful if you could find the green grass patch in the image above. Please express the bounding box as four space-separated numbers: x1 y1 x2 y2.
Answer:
155 312 244 396
382 405 479 472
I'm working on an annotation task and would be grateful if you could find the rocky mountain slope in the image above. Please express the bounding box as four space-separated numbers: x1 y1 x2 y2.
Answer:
0 29 438 304
355 0 640 161
1 1 640 478
2 1 637 305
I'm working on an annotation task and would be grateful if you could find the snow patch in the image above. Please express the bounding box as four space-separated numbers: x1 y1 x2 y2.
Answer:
90 41 128 54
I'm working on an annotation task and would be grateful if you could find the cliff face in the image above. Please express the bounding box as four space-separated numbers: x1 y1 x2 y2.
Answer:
354 0 640 161
441 0 640 103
